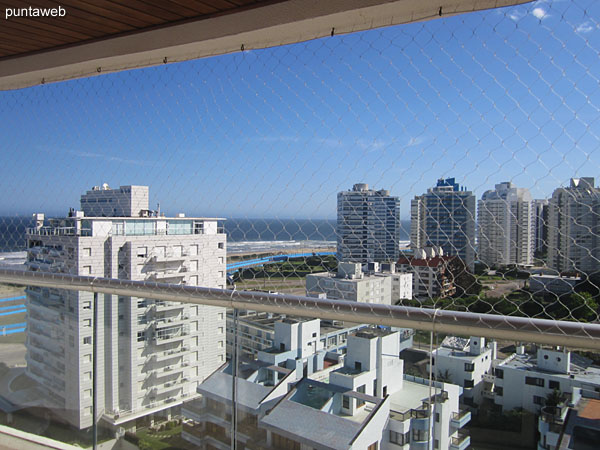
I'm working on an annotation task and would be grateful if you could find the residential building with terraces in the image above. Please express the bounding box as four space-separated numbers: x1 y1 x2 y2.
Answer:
25 184 226 429
184 324 471 449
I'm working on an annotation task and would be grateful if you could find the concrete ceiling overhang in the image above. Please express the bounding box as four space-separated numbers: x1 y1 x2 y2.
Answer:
0 0 530 90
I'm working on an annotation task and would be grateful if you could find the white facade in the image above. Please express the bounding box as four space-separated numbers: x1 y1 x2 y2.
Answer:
337 183 401 263
80 184 150 218
25 186 226 429
260 328 470 450
478 182 534 268
548 177 600 274
431 336 495 407
487 347 600 414
306 262 412 305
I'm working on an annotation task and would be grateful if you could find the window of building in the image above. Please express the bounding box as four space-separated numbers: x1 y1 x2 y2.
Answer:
84 406 92 416
343 395 350 409
412 429 427 442
435 412 440 422
83 247 91 257
390 431 410 445
495 386 503 396
84 371 92 381
434 439 440 449
83 265 92 274
83 336 91 345
83 389 92 399
495 368 504 379
218 242 224 249
357 385 366 407
526 377 545 387
549 380 560 390
464 379 474 388
367 443 378 450
83 354 92 363
533 395 545 405
83 301 91 310
83 319 91 327
465 362 475 372
137 331 145 342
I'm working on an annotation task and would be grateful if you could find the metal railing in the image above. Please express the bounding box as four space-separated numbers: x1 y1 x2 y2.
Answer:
2 268 600 350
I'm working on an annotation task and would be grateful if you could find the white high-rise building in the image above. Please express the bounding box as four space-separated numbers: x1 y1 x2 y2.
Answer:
25 184 227 429
477 182 534 268
411 178 476 271
548 177 600 274
337 183 401 263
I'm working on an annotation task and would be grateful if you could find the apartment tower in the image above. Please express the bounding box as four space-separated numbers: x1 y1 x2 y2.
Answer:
478 182 534 268
337 183 401 263
25 184 227 428
410 178 476 270
548 177 600 274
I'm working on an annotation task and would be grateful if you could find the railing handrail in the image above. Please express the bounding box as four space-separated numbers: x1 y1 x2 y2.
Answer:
2 268 600 350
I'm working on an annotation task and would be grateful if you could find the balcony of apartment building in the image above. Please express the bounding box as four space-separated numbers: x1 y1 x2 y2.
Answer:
451 409 472 429
153 324 190 345
450 430 471 450
147 345 189 363
153 300 185 312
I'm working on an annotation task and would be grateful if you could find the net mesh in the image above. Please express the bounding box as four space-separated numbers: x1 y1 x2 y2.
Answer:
1 0 599 339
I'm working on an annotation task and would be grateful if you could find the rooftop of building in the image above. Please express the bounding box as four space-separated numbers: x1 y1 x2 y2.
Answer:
434 345 492 361
351 328 395 339
557 397 600 450
307 270 390 281
196 361 292 410
498 352 600 384
260 378 382 449
231 312 363 335
389 379 441 415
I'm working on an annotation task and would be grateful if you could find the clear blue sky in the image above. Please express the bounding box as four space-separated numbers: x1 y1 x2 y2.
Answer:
0 0 598 219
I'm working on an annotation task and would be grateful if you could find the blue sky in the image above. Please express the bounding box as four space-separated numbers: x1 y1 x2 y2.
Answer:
0 0 598 219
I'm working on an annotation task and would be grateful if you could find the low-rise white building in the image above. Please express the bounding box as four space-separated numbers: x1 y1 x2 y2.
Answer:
431 336 496 408
305 261 412 305
261 328 471 450
225 311 372 360
529 275 581 296
486 347 600 414
184 327 470 450
182 318 329 449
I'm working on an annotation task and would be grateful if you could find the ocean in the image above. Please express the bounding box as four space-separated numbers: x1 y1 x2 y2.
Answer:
0 217 411 261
